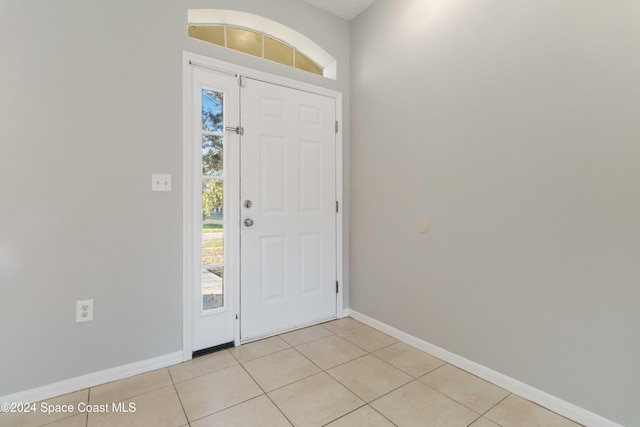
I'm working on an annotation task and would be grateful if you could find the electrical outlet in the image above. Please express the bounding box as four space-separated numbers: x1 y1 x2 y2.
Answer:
151 174 171 192
76 299 93 323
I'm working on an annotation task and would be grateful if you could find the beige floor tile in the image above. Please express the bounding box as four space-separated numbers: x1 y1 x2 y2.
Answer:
419 364 509 414
279 325 334 347
296 335 367 369
229 336 290 363
89 368 172 405
268 372 364 427
371 381 479 427
328 355 412 402
191 395 291 427
469 417 501 427
168 349 238 383
326 405 395 427
242 348 321 392
321 317 364 334
88 385 186 427
373 342 445 377
0 389 88 427
175 365 262 422
484 394 582 427
339 326 398 352
46 413 87 426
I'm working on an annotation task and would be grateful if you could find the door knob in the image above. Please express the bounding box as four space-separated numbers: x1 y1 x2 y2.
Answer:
244 200 253 209
244 218 254 227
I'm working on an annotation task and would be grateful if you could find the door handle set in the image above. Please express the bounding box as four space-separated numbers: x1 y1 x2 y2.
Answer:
243 200 254 227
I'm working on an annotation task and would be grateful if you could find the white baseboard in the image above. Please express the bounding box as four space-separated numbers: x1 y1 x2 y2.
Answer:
349 310 622 427
0 351 182 405
340 308 351 318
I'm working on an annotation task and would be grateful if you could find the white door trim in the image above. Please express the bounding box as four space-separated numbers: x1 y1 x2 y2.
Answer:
182 52 344 361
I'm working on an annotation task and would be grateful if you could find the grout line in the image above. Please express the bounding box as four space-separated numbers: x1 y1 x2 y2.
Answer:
290 345 325 373
240 325 372 426
167 364 177 384
482 393 511 417
348 331 514 426
362 377 419 406
85 368 173 406
184 395 269 425
242 359 323 395
417 377 496 420
172 382 191 426
280 330 337 348
369 348 446 379
317 318 364 335
227 336 291 364
85 388 90 427
316 342 412 419
316 402 378 427
172 362 264 425
319 406 361 426
261 392 295 426
418 361 449 378
235 358 295 426
321 352 370 372
336 329 398 354
180 363 269 425
465 414 483 427
369 404 399 427
239 346 295 366
282 325 420 420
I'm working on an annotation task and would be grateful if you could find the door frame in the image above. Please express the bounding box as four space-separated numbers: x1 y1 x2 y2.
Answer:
182 52 344 361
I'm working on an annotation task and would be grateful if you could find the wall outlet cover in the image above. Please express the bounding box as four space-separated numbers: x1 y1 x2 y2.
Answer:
76 299 94 323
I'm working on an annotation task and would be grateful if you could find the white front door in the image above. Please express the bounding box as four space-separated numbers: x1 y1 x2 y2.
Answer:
240 78 337 341
188 67 239 352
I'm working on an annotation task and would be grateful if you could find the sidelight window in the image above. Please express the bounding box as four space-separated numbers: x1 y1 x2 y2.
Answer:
201 89 225 311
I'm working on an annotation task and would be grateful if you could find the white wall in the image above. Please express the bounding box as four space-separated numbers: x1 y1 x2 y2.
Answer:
0 0 349 396
350 1 640 425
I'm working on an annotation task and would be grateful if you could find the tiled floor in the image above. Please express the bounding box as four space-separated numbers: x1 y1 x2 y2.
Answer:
0 318 583 427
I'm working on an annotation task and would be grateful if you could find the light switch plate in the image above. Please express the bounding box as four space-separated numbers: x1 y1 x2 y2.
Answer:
152 174 171 192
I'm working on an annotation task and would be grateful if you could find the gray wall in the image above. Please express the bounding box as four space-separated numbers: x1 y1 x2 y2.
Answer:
350 0 639 425
0 0 349 396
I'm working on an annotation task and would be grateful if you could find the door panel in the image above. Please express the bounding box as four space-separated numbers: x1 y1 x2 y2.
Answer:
300 233 322 294
260 136 287 213
260 235 287 302
300 140 323 213
241 79 337 341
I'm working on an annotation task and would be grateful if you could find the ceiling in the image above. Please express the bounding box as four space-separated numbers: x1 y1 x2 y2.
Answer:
299 0 378 21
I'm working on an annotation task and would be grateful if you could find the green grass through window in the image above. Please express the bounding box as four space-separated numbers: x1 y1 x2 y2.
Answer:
203 223 223 233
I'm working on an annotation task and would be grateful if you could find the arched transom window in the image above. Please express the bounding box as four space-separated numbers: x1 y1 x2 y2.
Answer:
188 9 337 79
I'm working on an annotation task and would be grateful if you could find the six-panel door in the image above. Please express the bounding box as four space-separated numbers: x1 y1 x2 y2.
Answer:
240 78 337 341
